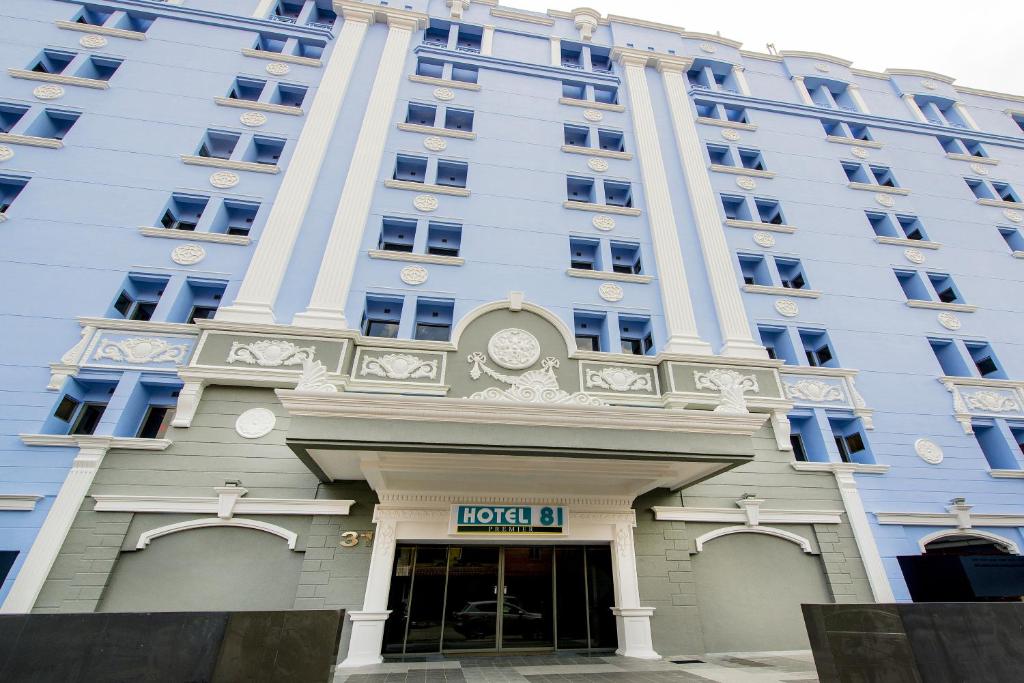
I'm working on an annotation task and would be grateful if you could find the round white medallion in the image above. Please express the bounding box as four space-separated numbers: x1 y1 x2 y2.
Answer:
775 299 799 317
423 135 447 152
698 42 716 53
736 176 757 191
970 162 989 176
592 215 615 231
904 248 926 264
921 79 938 90
587 157 609 172
583 109 603 122
33 84 64 100
0 146 13 162
240 111 268 127
721 129 741 142
171 244 206 265
851 147 869 160
937 312 961 331
875 193 896 208
487 328 541 370
753 231 776 248
814 62 830 73
433 87 455 101
413 194 438 212
1004 209 1023 223
79 34 108 48
914 438 944 465
598 282 624 302
210 171 239 188
235 407 277 439
400 265 428 285
265 62 290 76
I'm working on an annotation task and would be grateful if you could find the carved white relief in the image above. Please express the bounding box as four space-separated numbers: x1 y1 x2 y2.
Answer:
296 359 337 392
904 248 926 264
235 407 276 439
1004 209 1023 223
698 42 716 53
583 109 603 122
265 62 290 75
785 379 844 403
79 34 108 48
0 146 13 162
360 353 438 380
587 157 609 172
875 193 896 208
423 135 447 152
240 111 268 127
720 128 741 142
61 326 95 364
468 354 606 406
914 438 943 464
921 79 938 90
592 214 615 231
209 171 239 188
487 328 541 370
970 163 989 176
33 84 64 100
962 390 1021 413
94 338 189 364
775 299 799 317
598 282 624 302
814 62 830 73
433 87 455 101
585 367 653 392
694 369 759 414
227 340 314 367
937 312 961 330
851 147 869 159
171 244 206 265
399 265 428 285
753 231 776 248
736 176 757 191
413 194 439 212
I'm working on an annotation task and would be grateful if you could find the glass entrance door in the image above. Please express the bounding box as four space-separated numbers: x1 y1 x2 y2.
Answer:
499 546 554 650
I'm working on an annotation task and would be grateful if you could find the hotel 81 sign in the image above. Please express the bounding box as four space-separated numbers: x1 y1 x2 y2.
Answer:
451 504 567 535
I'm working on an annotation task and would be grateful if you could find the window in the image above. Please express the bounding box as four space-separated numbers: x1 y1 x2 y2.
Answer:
566 176 595 203
754 198 785 225
992 182 1021 203
805 78 859 111
829 417 873 464
619 316 654 355
593 85 617 105
738 148 766 171
561 43 583 69
591 48 612 73
929 338 971 377
896 215 927 241
414 299 454 341
1013 113 1024 133
1012 426 1024 456
870 165 898 188
426 222 461 257
573 311 606 352
274 0 302 20
0 176 30 215
175 278 226 324
569 237 600 270
212 200 260 236
160 194 208 231
416 58 444 79
272 83 307 107
362 296 402 338
894 270 931 301
75 6 113 25
0 103 29 134
738 254 771 286
914 96 969 128
603 181 632 207
245 136 285 164
965 341 1005 379
562 81 586 99
197 130 240 160
49 378 116 436
451 64 478 84
394 155 428 183
455 26 481 53
707 144 733 166
927 272 963 304
789 413 828 462
842 162 870 183
379 217 416 252
565 124 589 147
31 49 75 75
866 212 898 238
253 33 288 54
71 403 107 435
610 241 642 274
435 159 468 188
597 129 624 152
999 226 1024 253
776 258 808 290
721 194 752 221
973 421 1019 470
295 39 324 59
304 3 336 28
423 24 449 48
137 405 175 439
407 102 436 126
75 56 122 81
758 325 798 364
938 136 988 158
444 108 473 132
22 109 80 140
800 329 837 368
229 77 266 101
111 274 168 321
965 177 991 200
821 119 873 141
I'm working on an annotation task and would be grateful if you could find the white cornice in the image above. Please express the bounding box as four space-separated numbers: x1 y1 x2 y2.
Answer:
791 461 890 475
778 51 853 68
20 434 172 450
566 268 653 284
241 48 322 68
561 145 633 160
78 317 198 335
848 182 910 196
606 13 684 34
680 32 742 49
875 236 940 249
181 155 279 174
978 198 1024 210
850 68 889 80
990 469 1024 478
709 164 776 179
652 506 842 525
779 366 859 379
875 511 1024 526
742 285 821 299
885 68 956 84
384 179 471 197
0 495 43 511
938 375 1024 390
559 97 626 113
0 133 63 149
93 494 354 516
55 20 146 40
138 227 251 246
563 201 641 216
825 135 882 149
367 250 465 266
695 117 757 131
724 218 796 234
396 122 477 140
214 97 303 116
739 50 782 63
195 319 359 339
959 86 1024 104
408 74 481 91
906 300 977 313
8 69 109 89
946 152 998 165
490 7 554 26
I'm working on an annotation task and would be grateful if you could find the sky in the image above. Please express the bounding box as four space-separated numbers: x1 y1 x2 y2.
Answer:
505 0 1024 96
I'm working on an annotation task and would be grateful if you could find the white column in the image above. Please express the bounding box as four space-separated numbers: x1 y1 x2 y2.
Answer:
831 466 895 602
481 24 494 56
792 75 814 105
902 94 928 123
293 13 422 329
215 6 374 325
658 57 767 359
610 521 659 659
549 37 561 67
251 0 276 19
1 439 111 613
615 52 711 356
847 84 870 114
339 511 397 668
954 102 980 130
731 65 751 96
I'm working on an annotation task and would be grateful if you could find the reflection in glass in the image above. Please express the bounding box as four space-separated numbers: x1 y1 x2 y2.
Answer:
443 546 500 650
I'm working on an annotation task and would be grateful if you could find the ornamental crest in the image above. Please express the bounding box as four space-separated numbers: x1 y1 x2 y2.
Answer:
360 353 438 381
694 368 758 414
94 337 189 364
467 353 606 406
962 390 1020 413
785 379 844 403
585 367 653 392
227 340 315 367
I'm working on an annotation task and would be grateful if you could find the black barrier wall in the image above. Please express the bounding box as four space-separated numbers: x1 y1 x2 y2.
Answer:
0 610 344 683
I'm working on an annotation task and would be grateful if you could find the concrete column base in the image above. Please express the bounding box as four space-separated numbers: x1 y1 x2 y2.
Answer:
612 606 660 660
719 339 770 360
291 308 349 331
214 301 277 325
338 610 392 668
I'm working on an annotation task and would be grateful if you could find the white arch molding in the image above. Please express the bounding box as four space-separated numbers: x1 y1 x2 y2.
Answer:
449 298 578 354
694 525 815 554
917 528 1021 555
135 517 299 550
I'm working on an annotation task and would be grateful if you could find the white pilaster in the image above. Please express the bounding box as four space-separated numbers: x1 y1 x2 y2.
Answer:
446 0 469 20
610 521 659 659
614 52 711 356
731 65 751 96
831 465 895 602
339 510 397 668
293 15 423 329
251 0 276 19
1 438 111 613
902 94 928 123
549 37 561 67
792 76 814 105
215 7 374 325
847 84 870 114
658 56 767 359
954 102 980 130
481 24 494 56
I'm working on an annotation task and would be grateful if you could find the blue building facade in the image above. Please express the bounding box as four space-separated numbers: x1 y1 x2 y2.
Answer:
2 0 1024 662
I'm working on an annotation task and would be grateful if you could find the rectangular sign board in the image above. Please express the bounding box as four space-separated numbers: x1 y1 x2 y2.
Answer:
451 504 566 535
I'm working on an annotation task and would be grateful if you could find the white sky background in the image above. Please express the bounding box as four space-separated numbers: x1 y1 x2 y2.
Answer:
505 0 1024 95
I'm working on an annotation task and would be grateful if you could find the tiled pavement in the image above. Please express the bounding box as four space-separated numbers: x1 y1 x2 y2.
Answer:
333 651 819 683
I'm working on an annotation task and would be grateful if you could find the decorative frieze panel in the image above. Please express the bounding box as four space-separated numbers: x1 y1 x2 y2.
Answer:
84 330 196 370
226 339 315 367
579 362 659 400
780 368 874 428
941 377 1024 434
664 361 783 411
351 347 447 389
191 332 347 374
